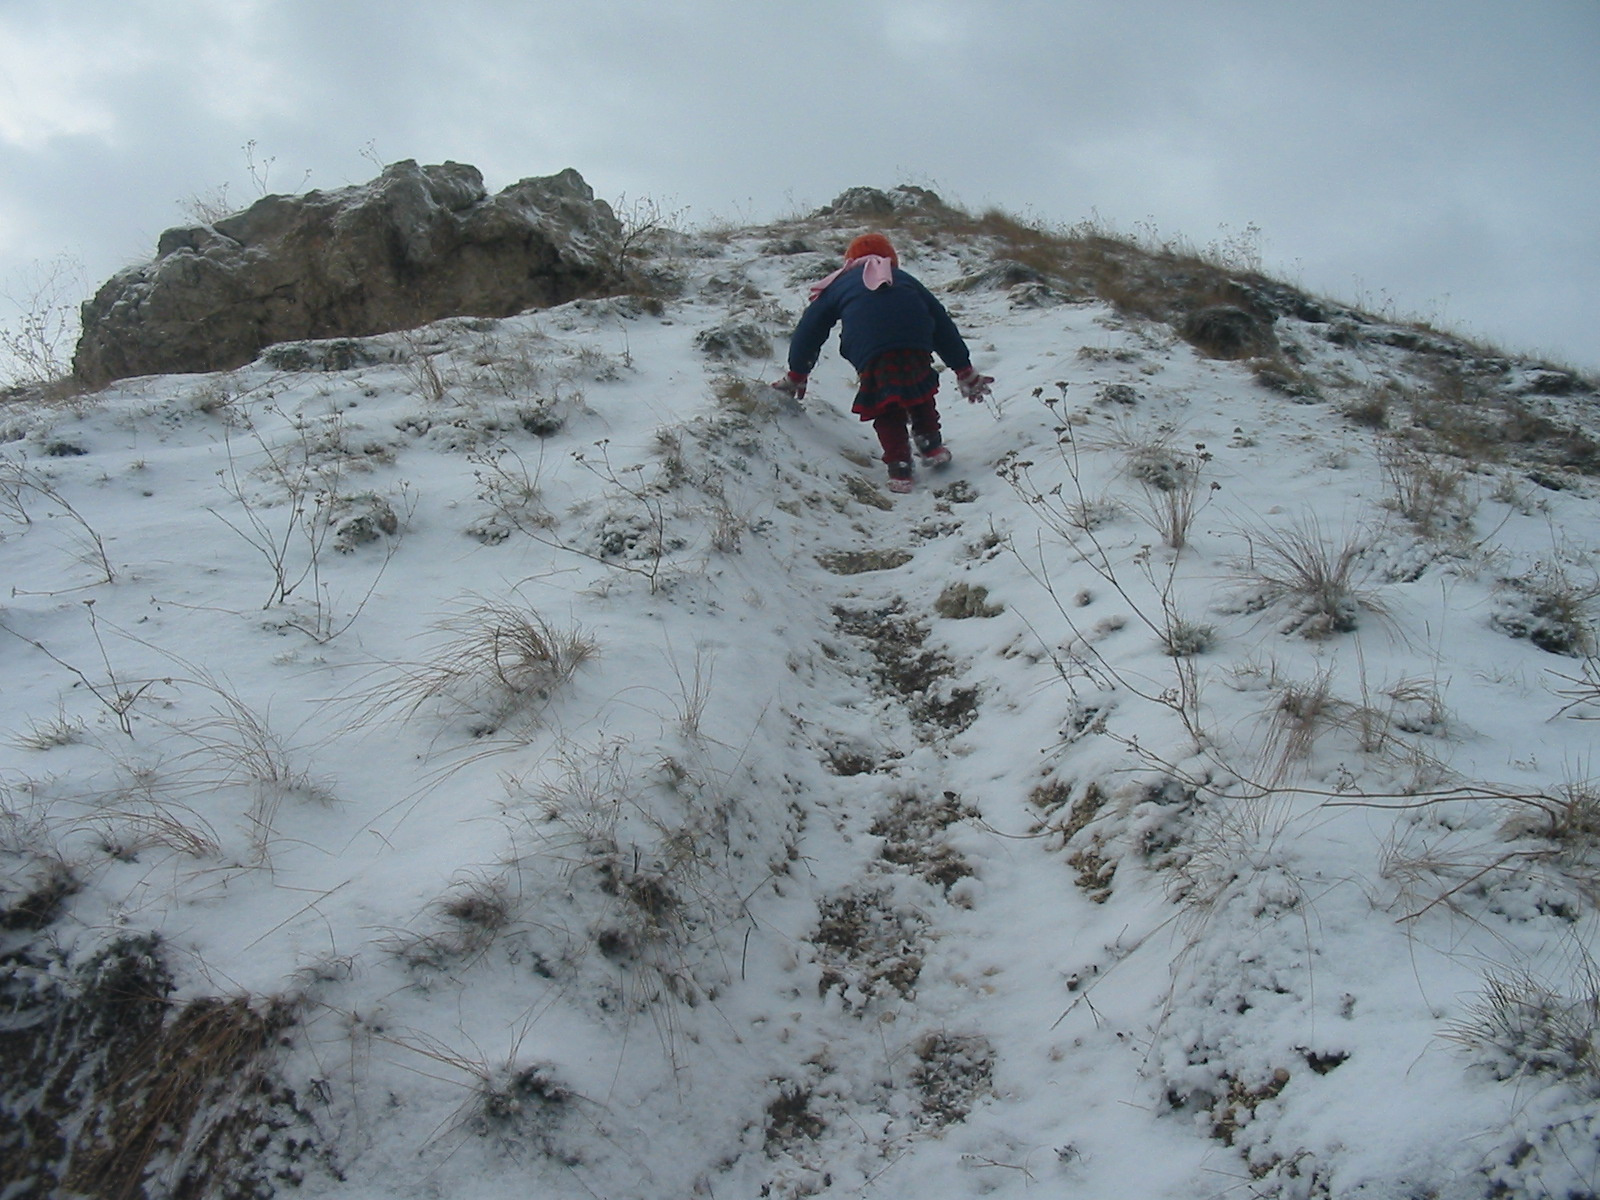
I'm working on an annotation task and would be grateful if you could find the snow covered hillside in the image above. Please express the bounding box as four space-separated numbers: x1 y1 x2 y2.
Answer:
4 203 1599 1199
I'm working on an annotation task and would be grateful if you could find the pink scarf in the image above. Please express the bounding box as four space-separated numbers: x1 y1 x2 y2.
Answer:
808 254 895 302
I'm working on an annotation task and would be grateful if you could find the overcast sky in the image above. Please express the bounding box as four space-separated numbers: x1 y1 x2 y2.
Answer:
1 0 1596 377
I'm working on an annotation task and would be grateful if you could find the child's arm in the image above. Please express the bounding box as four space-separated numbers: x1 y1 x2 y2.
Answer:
787 291 842 376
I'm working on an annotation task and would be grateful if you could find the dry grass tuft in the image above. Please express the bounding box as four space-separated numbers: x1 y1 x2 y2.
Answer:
1379 440 1475 537
710 371 779 417
1492 561 1600 658
1235 518 1385 639
2 933 313 1200
68 995 300 1199
1443 965 1600 1091
366 599 597 734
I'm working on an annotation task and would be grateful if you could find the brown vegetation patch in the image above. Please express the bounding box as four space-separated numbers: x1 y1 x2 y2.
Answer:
812 889 925 1005
834 601 978 734
819 548 913 575
912 1032 996 1127
764 1082 826 1151
1210 1068 1292 1146
871 790 979 891
0 934 325 1200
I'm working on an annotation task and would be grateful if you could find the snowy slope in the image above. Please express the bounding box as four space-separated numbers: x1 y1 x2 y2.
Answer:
3 215 1599 1200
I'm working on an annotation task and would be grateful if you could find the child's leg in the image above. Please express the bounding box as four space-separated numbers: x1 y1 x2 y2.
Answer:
907 399 942 450
872 410 913 464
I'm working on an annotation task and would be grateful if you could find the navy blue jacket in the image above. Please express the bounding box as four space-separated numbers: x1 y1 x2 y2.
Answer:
787 265 972 375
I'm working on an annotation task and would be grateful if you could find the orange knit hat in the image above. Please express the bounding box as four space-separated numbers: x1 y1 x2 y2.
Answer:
845 233 898 267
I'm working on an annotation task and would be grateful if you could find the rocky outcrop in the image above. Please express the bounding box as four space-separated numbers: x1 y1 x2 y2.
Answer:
74 162 624 384
813 185 948 219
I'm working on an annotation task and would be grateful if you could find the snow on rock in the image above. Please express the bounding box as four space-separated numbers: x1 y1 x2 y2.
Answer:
73 162 625 386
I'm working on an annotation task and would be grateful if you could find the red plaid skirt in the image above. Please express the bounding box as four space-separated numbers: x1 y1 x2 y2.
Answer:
851 348 939 421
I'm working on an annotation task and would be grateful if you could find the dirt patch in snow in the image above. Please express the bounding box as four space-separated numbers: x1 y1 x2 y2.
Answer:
818 548 912 575
832 601 979 734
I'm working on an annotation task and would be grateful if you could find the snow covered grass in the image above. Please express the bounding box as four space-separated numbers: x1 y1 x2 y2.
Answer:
4 208 1600 1199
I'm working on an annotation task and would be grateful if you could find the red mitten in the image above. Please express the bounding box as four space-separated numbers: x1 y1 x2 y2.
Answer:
955 366 994 403
771 371 808 400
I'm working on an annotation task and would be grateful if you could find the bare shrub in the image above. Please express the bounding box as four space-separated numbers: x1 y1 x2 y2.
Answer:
468 444 554 543
176 139 307 226
208 407 402 640
0 607 167 736
611 193 690 279
0 455 116 586
0 254 86 387
569 439 681 591
1551 656 1600 719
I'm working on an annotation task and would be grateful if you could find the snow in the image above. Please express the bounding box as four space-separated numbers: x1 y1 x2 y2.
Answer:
2 223 1598 1199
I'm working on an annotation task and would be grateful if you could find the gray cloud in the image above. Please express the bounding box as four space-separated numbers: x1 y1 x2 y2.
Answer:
1 0 1595 372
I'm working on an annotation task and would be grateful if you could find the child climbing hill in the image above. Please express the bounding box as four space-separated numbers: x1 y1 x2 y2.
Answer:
773 233 994 493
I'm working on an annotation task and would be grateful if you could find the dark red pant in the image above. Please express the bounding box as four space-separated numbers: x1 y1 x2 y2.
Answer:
872 399 941 464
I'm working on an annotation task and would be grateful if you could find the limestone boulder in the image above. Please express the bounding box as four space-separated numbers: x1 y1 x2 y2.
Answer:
74 162 624 384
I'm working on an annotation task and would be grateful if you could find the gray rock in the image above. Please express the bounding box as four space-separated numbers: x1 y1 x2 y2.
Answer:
74 162 624 384
695 321 774 360
949 260 1048 293
814 185 947 218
